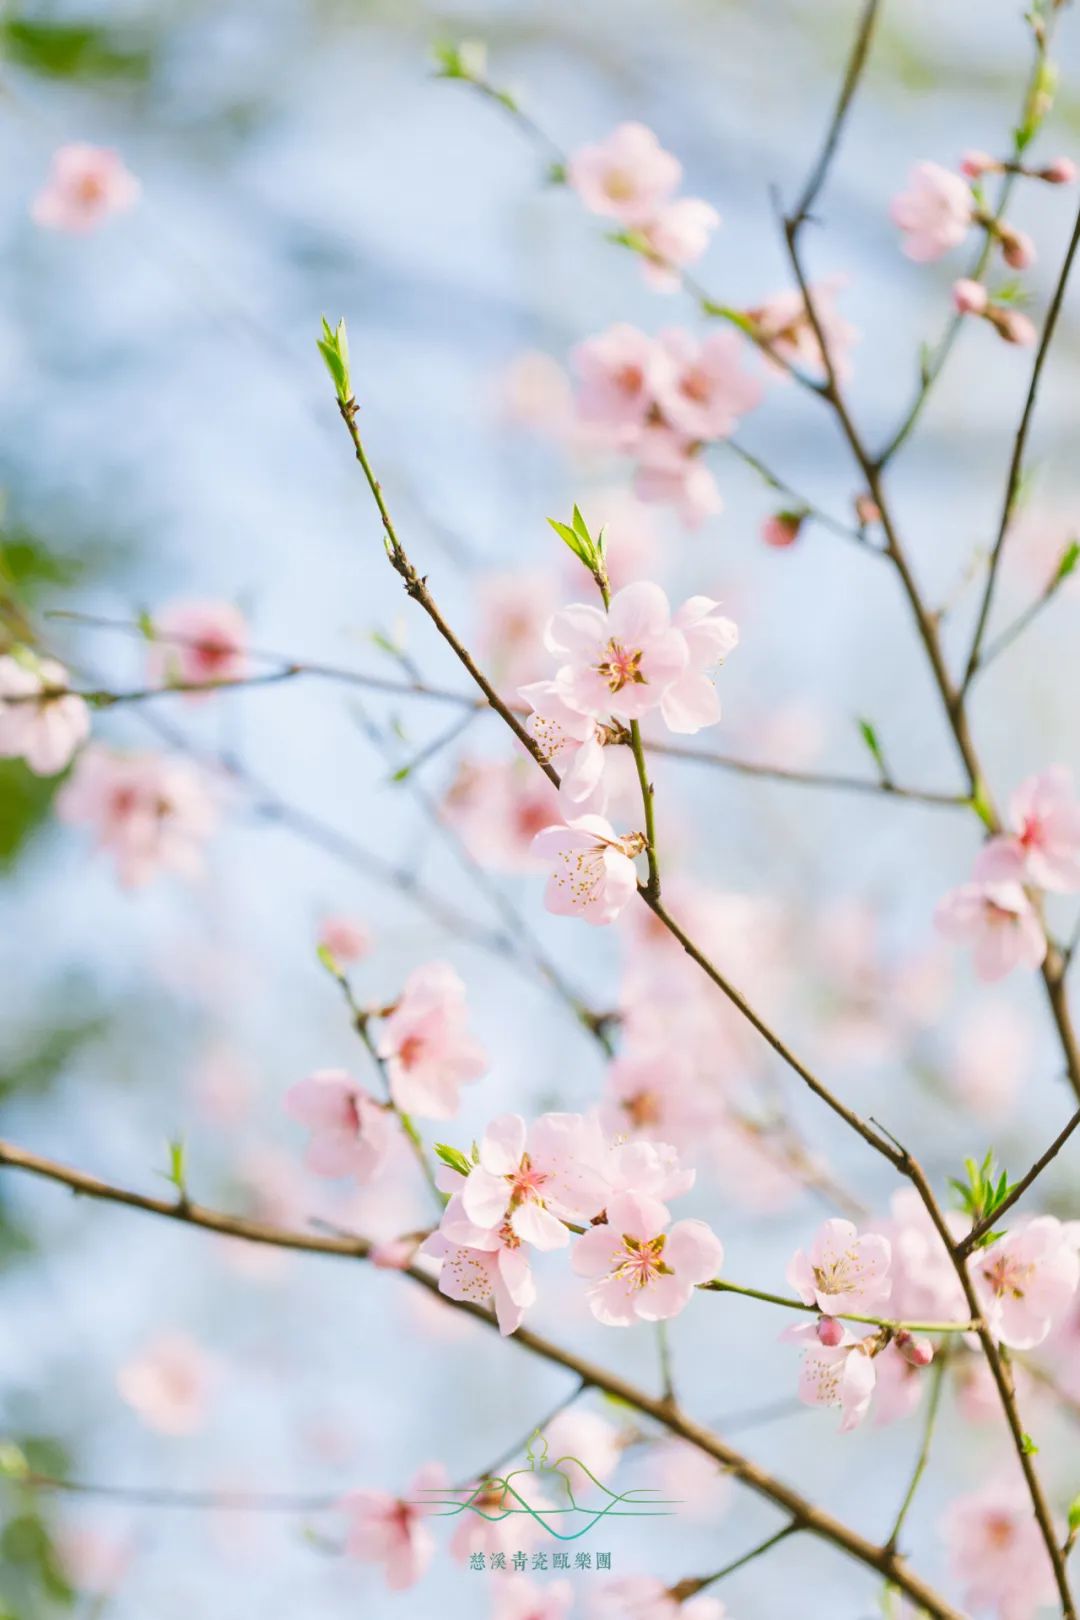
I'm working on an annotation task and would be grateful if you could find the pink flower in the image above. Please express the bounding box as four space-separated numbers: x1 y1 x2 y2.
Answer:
567 124 682 226
340 1461 447 1590
784 1320 877 1431
493 1576 574 1620
547 582 689 724
317 914 371 964
376 962 487 1119
601 1049 707 1148
942 1480 1057 1620
571 1191 722 1325
1042 156 1078 184
147 599 248 694
747 276 858 382
0 654 89 775
531 812 640 925
762 512 804 548
456 1112 610 1248
588 1574 725 1620
32 144 139 233
660 596 739 734
885 1188 969 1326
638 198 720 291
652 329 763 441
420 1198 536 1335
974 767 1080 892
117 1332 216 1435
442 757 563 871
633 439 724 528
283 1069 392 1180
787 1217 892 1315
602 1136 696 1205
953 277 989 315
518 680 607 812
890 162 973 261
57 745 216 888
934 879 1046 981
970 1216 1080 1349
573 325 665 445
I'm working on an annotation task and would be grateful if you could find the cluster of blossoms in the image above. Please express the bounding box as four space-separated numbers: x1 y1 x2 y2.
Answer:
522 580 738 924
422 1111 722 1336
890 153 1075 346
567 123 719 293
572 323 762 527
935 766 1080 980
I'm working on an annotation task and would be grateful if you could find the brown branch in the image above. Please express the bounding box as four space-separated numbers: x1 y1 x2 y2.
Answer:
962 199 1080 691
0 1137 966 1620
787 0 882 229
955 1106 1080 1260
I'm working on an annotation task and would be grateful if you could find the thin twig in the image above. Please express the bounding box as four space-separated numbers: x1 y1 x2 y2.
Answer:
884 1349 948 1555
955 1106 1080 1259
787 0 882 229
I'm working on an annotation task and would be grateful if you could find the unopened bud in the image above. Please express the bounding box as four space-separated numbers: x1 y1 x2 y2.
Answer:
854 494 882 528
960 149 999 179
816 1315 845 1347
895 1330 935 1367
998 225 1036 270
952 278 988 316
761 510 805 549
993 307 1038 347
1040 156 1077 185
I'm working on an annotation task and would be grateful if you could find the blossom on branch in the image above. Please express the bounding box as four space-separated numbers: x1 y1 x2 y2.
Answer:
934 879 1046 981
340 1461 448 1589
890 162 973 262
0 653 90 775
787 1217 892 1315
969 1216 1080 1350
531 812 641 925
571 1190 723 1325
376 961 487 1119
283 1069 392 1181
974 766 1080 893
57 744 217 887
146 598 249 694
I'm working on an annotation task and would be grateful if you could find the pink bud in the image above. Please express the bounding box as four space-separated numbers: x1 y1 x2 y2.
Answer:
999 225 1036 270
997 308 1038 347
952 277 988 316
854 494 882 527
960 149 998 179
896 1332 935 1367
1040 157 1077 185
761 511 804 549
816 1316 845 1347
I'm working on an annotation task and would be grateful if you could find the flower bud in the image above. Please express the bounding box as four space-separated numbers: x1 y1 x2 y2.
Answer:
952 278 988 316
895 1330 935 1367
1040 156 1077 185
854 494 882 528
999 225 1036 270
761 511 804 549
816 1315 845 1347
995 307 1038 347
960 149 998 179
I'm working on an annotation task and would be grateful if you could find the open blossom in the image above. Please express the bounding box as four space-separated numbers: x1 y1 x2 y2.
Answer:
942 1481 1057 1620
589 1575 726 1620
934 879 1046 981
633 439 723 528
32 143 139 232
573 325 665 443
787 1218 892 1315
639 197 720 289
784 1320 877 1431
147 599 248 694
970 1217 1080 1349
376 962 487 1119
456 1112 609 1249
652 329 763 441
518 680 607 812
568 123 682 226
547 583 687 724
117 1332 215 1435
531 812 640 925
747 276 858 382
442 757 562 871
0 654 89 775
603 1136 696 1205
283 1069 392 1180
890 161 973 261
974 767 1080 893
57 744 216 887
572 1191 722 1325
885 1188 969 1325
421 1197 536 1335
661 597 738 734
340 1461 447 1590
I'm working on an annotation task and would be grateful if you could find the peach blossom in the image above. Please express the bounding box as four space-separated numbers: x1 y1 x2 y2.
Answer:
340 1461 447 1590
117 1332 216 1435
32 143 139 232
57 745 216 888
934 878 1046 981
572 1190 722 1324
376 961 487 1118
974 766 1080 893
283 1068 392 1180
567 123 682 226
890 161 973 261
0 654 89 775
147 599 248 694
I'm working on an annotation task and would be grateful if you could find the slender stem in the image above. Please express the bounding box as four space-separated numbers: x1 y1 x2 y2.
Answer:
671 1522 801 1600
24 1476 340 1513
962 198 1080 692
629 717 660 899
699 1277 975 1334
975 562 1076 677
787 0 882 229
0 1139 968 1620
721 439 869 548
884 1350 948 1554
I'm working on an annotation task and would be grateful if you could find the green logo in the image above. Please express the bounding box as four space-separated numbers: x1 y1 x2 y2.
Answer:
412 1427 680 1541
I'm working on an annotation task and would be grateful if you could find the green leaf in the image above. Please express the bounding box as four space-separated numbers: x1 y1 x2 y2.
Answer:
431 38 488 82
1055 539 1080 583
547 514 598 574
0 18 152 81
433 1142 472 1177
316 317 352 405
1020 1432 1039 1455
316 942 342 978
856 718 889 782
1068 1496 1080 1533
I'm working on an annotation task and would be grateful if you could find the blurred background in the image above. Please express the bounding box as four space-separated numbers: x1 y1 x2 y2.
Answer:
1 0 1079 1615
